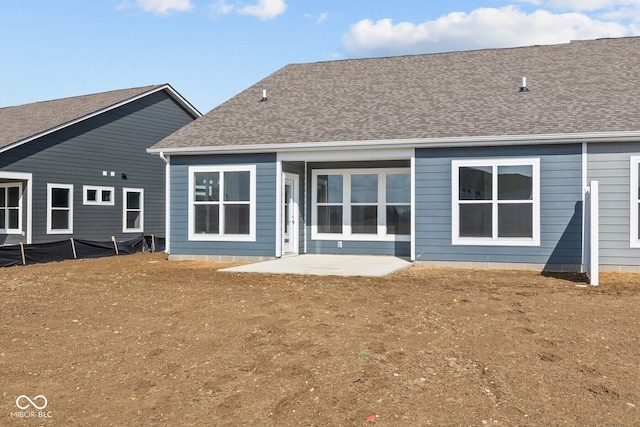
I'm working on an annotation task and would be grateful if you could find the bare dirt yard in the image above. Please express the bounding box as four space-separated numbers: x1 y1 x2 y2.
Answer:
1 253 639 426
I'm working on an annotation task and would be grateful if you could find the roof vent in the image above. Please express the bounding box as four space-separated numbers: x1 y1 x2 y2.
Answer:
260 89 268 102
519 77 529 92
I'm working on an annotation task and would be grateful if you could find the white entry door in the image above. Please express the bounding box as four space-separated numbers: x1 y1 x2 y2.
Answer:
282 173 299 255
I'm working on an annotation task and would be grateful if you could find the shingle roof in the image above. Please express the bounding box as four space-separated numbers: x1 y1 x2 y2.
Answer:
0 85 165 150
151 36 640 152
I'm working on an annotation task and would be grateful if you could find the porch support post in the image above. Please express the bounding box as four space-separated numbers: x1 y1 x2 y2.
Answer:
410 151 416 261
275 160 283 258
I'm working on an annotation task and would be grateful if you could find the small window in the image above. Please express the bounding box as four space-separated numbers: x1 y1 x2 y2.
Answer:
0 183 22 233
48 184 73 234
189 165 256 241
452 159 540 246
123 188 144 233
83 186 114 206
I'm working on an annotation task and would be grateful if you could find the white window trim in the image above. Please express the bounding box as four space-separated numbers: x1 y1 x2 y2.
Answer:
0 182 23 234
451 158 540 246
311 168 411 242
188 165 256 242
630 156 640 248
83 185 115 206
47 183 74 234
123 188 144 233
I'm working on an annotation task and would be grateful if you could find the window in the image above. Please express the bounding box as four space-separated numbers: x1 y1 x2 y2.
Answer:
630 157 640 247
83 186 114 206
312 168 411 241
452 159 540 246
188 165 256 241
123 188 144 233
0 183 22 233
47 184 73 234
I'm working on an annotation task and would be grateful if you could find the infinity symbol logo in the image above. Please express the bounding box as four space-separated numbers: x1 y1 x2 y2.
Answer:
16 395 48 410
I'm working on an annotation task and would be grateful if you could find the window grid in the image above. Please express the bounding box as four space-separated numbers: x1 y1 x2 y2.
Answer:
452 159 540 246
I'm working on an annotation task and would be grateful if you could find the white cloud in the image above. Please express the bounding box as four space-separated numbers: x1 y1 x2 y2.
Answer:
208 0 235 17
342 5 636 57
238 0 286 20
132 0 193 14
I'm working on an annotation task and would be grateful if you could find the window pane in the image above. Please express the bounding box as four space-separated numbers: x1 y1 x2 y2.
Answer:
317 175 343 204
386 174 410 203
317 206 342 233
387 205 411 234
224 171 250 202
498 204 533 237
101 190 112 203
459 204 492 237
127 192 141 209
498 165 532 200
87 189 97 202
51 210 69 230
225 204 250 234
351 174 378 203
459 166 492 200
0 188 4 207
0 210 4 228
194 205 219 234
194 172 219 202
351 205 377 234
52 188 69 208
8 209 18 229
126 212 141 229
8 187 19 207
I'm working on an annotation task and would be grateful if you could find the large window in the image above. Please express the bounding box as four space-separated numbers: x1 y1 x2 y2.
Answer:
123 188 144 233
189 165 256 241
47 183 73 234
312 168 410 240
452 159 540 246
0 183 22 233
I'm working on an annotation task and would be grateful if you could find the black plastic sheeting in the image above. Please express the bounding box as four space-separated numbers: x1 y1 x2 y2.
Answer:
0 236 165 268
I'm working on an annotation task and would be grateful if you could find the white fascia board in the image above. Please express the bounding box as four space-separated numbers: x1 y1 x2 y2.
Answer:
147 131 640 156
1 85 201 156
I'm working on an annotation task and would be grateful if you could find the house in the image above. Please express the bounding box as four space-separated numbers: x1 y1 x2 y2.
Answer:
148 37 640 273
0 84 200 246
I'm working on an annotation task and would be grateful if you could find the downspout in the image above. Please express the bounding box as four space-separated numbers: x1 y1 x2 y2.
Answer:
159 152 170 255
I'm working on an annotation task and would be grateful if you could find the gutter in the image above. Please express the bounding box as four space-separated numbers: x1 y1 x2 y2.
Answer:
159 151 170 254
147 131 640 156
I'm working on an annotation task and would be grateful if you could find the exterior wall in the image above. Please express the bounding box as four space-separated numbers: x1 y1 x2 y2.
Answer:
169 153 277 258
306 160 411 257
0 91 195 245
415 144 583 271
587 142 640 271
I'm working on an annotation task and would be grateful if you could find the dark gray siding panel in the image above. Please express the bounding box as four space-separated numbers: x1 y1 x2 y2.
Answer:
415 144 583 269
169 153 277 257
587 142 640 269
0 91 195 244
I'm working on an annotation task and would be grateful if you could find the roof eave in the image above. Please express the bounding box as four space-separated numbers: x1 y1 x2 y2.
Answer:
0 84 201 156
147 131 640 156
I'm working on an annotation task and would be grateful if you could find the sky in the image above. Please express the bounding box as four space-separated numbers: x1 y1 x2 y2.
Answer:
2 0 640 113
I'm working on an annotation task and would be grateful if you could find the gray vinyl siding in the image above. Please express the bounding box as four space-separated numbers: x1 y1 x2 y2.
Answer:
306 160 411 257
169 153 277 258
587 142 640 270
0 91 195 244
415 144 583 270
